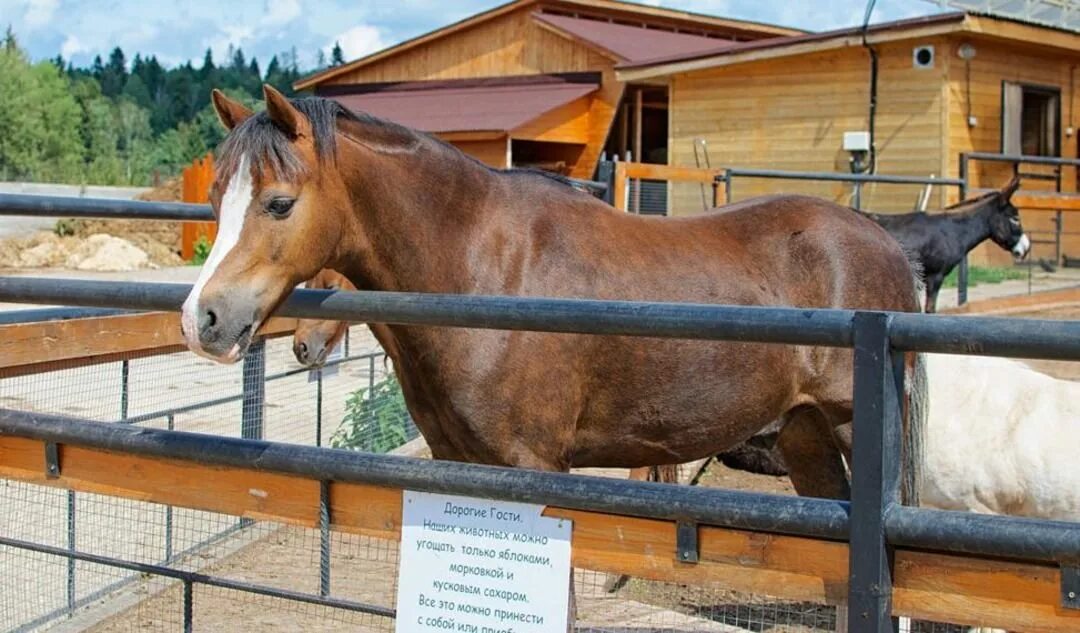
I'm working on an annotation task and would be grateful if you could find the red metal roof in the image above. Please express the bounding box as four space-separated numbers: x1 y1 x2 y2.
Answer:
533 13 736 62
331 80 598 134
618 12 968 70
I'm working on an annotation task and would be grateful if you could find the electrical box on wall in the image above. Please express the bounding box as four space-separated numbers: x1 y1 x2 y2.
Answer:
913 45 935 69
843 131 871 152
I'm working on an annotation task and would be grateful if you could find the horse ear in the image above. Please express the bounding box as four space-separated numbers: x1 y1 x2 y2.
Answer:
263 84 311 138
1001 174 1021 201
211 89 253 130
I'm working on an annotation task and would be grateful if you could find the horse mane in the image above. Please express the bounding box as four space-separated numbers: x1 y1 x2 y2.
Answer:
216 95 589 196
943 189 1000 212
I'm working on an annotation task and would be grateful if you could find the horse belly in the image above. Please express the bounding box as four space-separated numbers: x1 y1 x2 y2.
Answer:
570 342 799 468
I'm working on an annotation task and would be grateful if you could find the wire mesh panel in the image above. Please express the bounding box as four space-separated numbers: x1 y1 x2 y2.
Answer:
0 323 417 632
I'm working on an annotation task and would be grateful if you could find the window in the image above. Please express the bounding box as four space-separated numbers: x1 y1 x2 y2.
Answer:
1002 82 1060 156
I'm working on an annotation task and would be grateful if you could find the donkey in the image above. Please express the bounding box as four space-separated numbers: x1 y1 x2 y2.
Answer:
180 85 927 506
865 177 1030 313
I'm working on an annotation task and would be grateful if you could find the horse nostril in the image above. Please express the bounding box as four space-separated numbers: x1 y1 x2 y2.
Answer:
299 342 308 358
205 309 217 328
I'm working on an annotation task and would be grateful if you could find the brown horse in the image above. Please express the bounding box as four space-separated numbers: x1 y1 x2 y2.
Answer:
180 85 927 502
293 269 357 367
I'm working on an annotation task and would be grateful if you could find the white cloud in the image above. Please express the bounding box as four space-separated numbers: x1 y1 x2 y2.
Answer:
329 24 387 60
23 0 59 29
60 34 86 58
262 0 301 26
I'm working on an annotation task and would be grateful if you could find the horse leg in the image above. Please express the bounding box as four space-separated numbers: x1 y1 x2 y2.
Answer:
776 407 850 500
924 274 943 314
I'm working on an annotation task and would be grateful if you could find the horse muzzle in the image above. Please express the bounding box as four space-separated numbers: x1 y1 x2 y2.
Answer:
180 293 261 364
1012 234 1031 259
293 337 329 368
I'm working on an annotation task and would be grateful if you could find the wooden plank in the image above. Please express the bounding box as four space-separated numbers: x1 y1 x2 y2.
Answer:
613 162 628 211
893 551 1080 633
511 95 593 144
0 437 319 526
2 434 1079 630
622 162 721 184
1013 193 1080 212
0 312 297 377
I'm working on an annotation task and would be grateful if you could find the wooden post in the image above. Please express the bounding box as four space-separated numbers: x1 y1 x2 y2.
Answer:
633 88 643 214
181 154 217 261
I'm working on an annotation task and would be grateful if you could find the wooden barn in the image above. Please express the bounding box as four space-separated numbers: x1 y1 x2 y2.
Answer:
617 11 1080 264
294 0 798 179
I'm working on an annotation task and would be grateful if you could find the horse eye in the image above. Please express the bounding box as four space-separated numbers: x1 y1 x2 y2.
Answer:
266 197 295 217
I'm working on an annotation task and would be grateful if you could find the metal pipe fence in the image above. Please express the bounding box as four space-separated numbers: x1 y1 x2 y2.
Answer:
2 194 1080 632
1 273 1079 633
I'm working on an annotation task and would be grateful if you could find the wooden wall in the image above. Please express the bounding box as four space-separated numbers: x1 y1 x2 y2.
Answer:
324 8 620 179
325 8 604 84
448 137 509 168
669 38 950 217
945 35 1080 265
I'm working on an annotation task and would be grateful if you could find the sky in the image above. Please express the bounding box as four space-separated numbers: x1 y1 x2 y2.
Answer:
1 0 948 70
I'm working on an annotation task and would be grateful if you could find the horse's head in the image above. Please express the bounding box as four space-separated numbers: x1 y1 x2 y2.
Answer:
989 175 1030 259
293 269 354 368
180 86 355 363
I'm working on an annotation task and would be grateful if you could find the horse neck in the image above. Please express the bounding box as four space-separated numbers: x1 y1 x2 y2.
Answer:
949 198 996 252
333 129 503 294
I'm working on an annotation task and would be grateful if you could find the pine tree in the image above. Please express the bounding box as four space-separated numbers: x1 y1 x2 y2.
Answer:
331 42 345 66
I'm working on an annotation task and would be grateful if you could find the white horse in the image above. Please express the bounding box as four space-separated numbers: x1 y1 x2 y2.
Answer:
922 352 1080 519
898 353 1080 633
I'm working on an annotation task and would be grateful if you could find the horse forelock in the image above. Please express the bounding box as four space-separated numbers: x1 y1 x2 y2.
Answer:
215 96 419 183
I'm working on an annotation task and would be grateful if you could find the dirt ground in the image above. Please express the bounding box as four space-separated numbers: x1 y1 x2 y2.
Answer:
0 178 184 271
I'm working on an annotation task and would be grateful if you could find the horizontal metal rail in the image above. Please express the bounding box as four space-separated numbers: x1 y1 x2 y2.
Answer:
721 168 965 187
0 277 860 349
0 306 136 325
2 277 1080 360
0 193 212 221
963 152 1080 168
0 408 852 541
886 506 1080 563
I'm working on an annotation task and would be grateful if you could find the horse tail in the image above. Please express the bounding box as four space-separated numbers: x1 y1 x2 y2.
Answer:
902 350 928 506
900 261 928 507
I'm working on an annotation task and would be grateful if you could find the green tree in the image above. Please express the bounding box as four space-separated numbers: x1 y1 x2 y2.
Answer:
0 40 83 181
331 42 345 66
100 46 126 97
121 73 152 110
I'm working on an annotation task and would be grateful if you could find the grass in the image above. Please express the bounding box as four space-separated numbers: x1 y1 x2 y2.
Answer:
941 265 1026 288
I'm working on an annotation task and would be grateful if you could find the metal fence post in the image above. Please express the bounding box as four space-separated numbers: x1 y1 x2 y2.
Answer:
316 370 323 448
165 413 175 562
958 154 970 307
848 312 902 633
319 480 331 597
240 340 266 530
119 359 130 421
597 160 615 206
241 340 266 441
66 490 76 615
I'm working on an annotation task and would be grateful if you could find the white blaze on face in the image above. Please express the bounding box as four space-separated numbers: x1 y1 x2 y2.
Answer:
180 154 253 351
1013 233 1031 258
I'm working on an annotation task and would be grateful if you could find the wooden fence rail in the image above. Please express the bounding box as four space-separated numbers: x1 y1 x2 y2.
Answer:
0 430 1075 632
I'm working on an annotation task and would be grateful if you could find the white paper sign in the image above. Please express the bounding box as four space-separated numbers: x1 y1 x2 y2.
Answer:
395 491 573 633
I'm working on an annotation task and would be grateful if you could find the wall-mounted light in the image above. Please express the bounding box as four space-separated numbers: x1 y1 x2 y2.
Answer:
957 43 976 61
